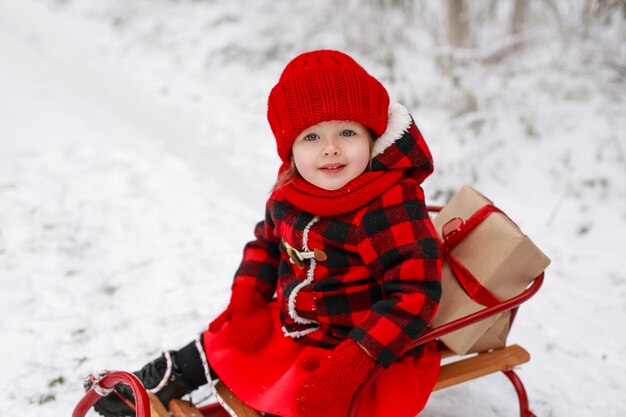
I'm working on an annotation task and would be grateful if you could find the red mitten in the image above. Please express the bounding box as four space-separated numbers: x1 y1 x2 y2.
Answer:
296 339 376 417
208 284 273 353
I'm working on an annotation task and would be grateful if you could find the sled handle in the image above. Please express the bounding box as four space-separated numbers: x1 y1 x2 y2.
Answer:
407 273 544 350
72 371 151 417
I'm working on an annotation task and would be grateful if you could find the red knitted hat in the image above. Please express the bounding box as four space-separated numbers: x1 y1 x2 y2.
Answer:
267 50 390 162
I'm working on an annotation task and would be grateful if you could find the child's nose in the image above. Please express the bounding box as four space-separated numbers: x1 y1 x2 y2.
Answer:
323 138 340 156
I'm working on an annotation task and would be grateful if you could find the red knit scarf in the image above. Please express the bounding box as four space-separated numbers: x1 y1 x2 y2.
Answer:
274 169 404 216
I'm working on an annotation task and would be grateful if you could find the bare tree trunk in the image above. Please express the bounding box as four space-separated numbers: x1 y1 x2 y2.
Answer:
511 0 528 34
487 0 499 19
447 0 469 47
543 0 564 34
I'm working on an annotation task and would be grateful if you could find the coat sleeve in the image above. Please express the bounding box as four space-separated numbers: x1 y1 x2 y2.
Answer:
350 181 442 368
232 202 281 300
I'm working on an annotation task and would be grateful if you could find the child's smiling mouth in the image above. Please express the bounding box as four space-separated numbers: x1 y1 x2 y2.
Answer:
319 163 346 174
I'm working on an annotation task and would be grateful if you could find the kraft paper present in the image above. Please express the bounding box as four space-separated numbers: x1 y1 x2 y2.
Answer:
431 185 550 355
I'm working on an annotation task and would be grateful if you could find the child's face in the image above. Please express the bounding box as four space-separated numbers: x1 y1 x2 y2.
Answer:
292 120 373 191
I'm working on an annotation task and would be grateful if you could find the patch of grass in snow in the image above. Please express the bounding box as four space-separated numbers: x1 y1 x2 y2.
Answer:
37 394 56 404
102 284 119 295
48 375 65 388
72 328 87 336
33 376 67 405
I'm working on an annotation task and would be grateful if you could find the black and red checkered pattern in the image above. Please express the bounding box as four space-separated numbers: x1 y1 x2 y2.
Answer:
231 118 442 368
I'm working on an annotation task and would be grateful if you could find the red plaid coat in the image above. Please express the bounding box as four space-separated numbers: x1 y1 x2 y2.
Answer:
232 113 441 368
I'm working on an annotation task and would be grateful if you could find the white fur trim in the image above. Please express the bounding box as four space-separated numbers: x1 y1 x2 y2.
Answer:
371 102 412 158
286 258 318 325
282 325 319 338
286 216 321 327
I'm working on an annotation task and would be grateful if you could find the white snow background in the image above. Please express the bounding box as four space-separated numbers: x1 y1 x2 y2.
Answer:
1 1 625 416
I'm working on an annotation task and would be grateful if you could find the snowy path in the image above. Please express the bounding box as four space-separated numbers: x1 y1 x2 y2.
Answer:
0 3 257 414
0 1 269 203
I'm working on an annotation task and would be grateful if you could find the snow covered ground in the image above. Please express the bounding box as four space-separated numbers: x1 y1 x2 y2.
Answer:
1 1 624 416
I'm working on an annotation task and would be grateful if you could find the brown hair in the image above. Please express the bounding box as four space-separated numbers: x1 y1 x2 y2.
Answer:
271 162 298 191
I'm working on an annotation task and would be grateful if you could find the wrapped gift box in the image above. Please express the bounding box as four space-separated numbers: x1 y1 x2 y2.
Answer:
431 185 550 355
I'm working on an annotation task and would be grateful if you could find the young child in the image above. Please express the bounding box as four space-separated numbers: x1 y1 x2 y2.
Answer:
94 50 442 417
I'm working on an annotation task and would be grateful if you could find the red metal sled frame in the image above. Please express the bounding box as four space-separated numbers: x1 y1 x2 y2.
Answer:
349 273 544 417
73 205 544 417
73 372 150 417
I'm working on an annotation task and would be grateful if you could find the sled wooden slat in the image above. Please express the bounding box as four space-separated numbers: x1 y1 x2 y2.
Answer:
215 381 263 417
433 344 530 391
169 383 262 417
170 398 205 417
148 392 171 417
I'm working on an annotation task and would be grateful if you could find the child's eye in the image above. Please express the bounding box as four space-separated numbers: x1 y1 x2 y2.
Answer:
340 130 356 137
303 133 319 141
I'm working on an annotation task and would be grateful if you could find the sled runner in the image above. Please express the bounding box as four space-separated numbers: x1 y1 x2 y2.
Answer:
73 203 545 417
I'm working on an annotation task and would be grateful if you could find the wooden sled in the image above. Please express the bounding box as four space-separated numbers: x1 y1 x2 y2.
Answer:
73 273 542 417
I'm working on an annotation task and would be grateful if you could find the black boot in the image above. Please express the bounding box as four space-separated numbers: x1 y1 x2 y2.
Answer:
93 350 194 417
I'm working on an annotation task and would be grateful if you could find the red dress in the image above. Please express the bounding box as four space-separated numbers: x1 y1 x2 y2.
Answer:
204 104 442 417
203 304 441 417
